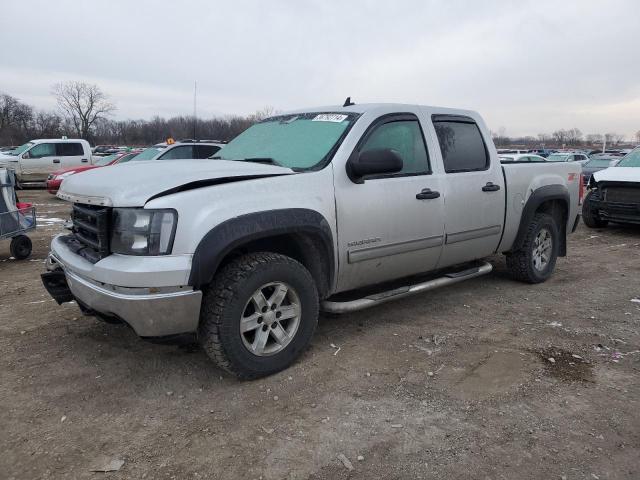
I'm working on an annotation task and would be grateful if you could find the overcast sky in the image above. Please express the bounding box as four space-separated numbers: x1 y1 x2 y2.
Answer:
1 0 639 138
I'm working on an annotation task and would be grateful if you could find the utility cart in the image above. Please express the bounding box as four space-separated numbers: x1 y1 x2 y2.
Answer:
1 168 36 260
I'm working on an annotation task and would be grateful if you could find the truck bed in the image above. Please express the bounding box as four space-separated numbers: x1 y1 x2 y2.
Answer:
498 162 581 253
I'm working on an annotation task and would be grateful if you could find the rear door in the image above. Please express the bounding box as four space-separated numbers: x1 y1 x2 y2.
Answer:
431 115 505 268
58 142 89 170
20 142 57 181
334 113 445 291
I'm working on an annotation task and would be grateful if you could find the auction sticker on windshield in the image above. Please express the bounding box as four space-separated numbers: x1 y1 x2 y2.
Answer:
312 114 348 122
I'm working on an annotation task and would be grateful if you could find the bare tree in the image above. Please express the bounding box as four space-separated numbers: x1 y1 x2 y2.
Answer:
604 132 624 146
537 133 550 143
52 81 115 139
586 133 603 145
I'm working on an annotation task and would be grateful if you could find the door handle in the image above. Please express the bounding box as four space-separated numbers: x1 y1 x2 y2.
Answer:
81 158 88 163
416 188 441 200
482 182 500 192
53 159 60 164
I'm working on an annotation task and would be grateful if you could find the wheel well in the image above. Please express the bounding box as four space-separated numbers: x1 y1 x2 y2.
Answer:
535 199 568 256
217 233 333 298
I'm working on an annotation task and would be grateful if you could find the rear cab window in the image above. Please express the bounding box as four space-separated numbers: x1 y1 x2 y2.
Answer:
56 143 84 156
432 116 489 173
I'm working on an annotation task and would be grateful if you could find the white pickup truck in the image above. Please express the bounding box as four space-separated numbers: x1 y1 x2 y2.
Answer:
0 138 92 183
41 103 582 378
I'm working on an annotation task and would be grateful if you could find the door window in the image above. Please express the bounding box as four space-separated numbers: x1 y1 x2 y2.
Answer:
158 145 194 160
359 120 430 175
195 145 221 158
27 143 56 158
56 143 84 156
433 120 489 173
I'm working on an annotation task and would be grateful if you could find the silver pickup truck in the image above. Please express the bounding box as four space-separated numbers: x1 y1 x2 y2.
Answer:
41 103 582 378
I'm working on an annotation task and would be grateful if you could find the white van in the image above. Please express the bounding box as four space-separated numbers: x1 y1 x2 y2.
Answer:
0 139 92 183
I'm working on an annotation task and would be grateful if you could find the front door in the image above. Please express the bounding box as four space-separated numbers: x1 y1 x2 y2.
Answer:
20 143 57 181
431 116 505 268
334 114 445 292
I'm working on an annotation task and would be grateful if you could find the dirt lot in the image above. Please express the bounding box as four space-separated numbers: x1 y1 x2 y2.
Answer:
1 190 639 480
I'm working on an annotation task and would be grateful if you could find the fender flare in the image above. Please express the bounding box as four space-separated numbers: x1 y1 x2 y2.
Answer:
188 208 335 290
511 184 570 255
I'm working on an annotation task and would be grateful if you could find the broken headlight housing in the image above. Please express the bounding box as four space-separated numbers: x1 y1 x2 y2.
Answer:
110 208 177 256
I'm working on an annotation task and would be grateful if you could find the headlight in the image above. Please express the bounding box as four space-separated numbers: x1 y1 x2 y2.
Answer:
111 208 177 255
55 171 77 181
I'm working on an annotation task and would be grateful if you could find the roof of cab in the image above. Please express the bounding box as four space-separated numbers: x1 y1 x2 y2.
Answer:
31 138 88 143
282 103 479 118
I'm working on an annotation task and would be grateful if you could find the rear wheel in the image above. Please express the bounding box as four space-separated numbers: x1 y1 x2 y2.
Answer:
506 213 559 284
582 191 608 228
10 235 32 260
199 252 319 379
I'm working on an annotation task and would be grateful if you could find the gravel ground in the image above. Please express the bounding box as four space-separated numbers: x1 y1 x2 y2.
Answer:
1 190 639 480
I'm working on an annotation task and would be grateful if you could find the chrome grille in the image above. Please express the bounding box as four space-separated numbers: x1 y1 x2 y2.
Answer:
604 187 640 204
70 203 111 262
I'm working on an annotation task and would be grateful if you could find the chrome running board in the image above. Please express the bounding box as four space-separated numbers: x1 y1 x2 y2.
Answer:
321 261 493 314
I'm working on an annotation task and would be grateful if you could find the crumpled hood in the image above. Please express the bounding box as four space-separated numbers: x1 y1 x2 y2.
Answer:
57 159 295 207
593 167 640 184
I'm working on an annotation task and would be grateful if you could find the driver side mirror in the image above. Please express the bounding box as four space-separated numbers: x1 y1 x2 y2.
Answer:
348 148 403 183
22 152 30 159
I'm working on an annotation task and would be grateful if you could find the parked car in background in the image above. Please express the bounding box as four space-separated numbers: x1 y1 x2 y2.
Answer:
499 153 547 163
546 152 590 165
130 140 225 162
581 156 620 185
0 138 92 183
43 103 581 378
46 150 141 194
583 147 640 227
497 149 529 155
528 148 554 158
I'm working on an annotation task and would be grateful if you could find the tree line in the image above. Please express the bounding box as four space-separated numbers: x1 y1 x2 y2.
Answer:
0 82 267 147
1 81 639 148
491 127 638 148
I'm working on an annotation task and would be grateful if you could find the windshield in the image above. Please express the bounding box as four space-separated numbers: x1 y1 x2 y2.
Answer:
616 149 640 167
116 152 139 163
130 146 166 161
585 159 614 167
547 153 569 162
9 142 33 156
214 112 359 170
94 154 119 166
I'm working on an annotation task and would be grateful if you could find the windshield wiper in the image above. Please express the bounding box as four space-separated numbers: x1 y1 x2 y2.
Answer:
240 157 282 166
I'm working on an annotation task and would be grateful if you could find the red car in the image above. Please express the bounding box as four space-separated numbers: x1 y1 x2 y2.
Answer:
47 151 141 194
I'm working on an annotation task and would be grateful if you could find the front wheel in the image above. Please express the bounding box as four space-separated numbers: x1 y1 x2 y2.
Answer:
582 191 608 228
10 235 32 260
506 213 559 284
199 252 319 379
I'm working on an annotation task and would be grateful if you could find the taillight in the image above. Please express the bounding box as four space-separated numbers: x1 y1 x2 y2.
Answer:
578 174 585 205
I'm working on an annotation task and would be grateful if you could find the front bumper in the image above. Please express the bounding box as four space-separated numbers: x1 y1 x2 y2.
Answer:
590 200 640 225
42 250 202 338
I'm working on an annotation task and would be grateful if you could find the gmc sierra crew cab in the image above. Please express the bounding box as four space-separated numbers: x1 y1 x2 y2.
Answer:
41 103 582 378
0 138 93 183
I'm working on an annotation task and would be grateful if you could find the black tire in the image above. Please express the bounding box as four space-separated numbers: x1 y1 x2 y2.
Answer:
198 252 319 379
10 235 32 260
582 191 608 228
506 213 559 284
